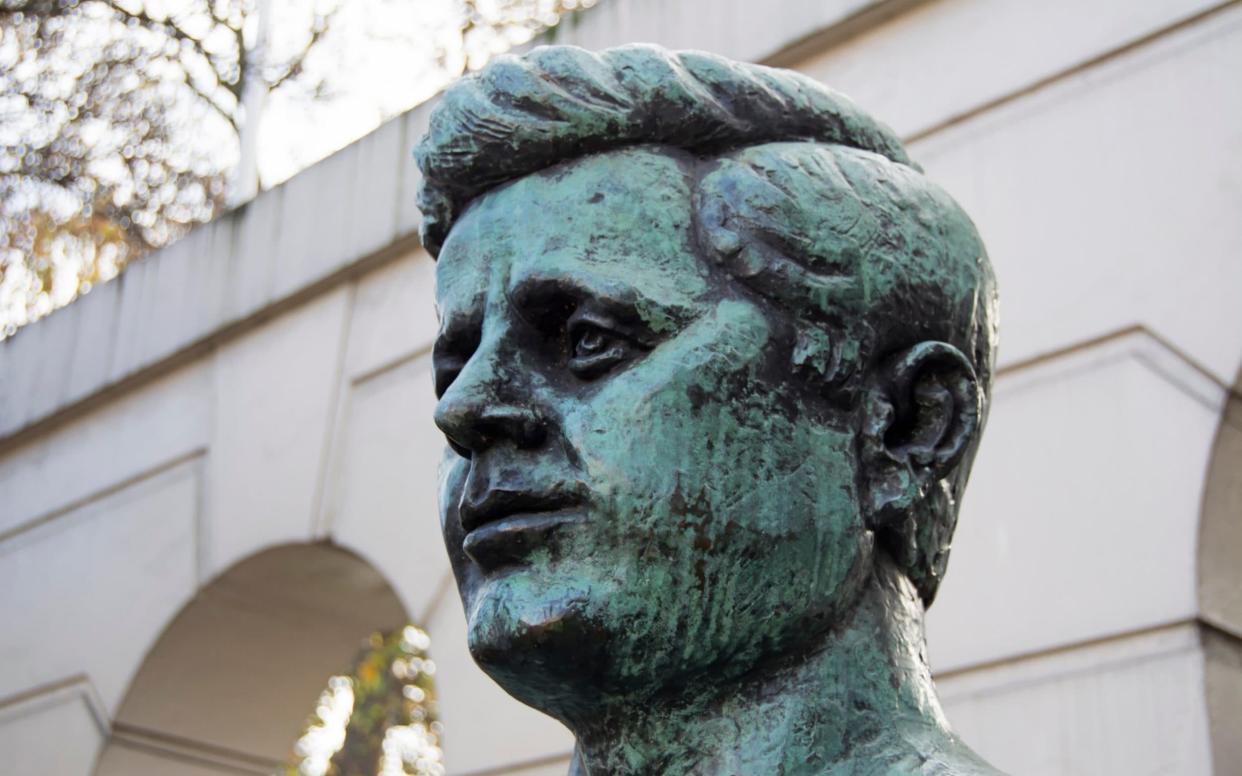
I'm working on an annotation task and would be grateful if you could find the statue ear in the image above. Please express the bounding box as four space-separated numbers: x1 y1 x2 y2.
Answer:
860 342 981 524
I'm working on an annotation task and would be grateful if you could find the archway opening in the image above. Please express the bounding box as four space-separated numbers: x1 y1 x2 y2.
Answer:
95 543 414 775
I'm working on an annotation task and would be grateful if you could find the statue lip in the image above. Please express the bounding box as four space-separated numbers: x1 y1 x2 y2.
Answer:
459 486 588 567
459 487 584 534
461 507 585 568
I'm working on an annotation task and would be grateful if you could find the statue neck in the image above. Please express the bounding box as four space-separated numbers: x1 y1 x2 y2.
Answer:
567 558 962 776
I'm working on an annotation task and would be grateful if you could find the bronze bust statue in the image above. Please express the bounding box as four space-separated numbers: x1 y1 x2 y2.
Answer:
416 44 1002 775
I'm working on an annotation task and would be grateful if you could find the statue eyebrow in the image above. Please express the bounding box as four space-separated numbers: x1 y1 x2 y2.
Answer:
508 274 647 330
507 272 693 339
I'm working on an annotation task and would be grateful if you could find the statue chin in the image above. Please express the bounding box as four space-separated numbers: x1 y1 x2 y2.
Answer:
466 592 592 667
463 586 619 717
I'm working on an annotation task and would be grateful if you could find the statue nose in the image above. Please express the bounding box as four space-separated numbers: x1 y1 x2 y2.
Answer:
437 402 548 456
434 349 548 456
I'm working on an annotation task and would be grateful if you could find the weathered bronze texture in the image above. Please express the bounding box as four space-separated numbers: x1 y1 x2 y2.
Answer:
416 44 1003 775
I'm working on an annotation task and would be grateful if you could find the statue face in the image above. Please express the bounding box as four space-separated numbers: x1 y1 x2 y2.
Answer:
433 147 872 713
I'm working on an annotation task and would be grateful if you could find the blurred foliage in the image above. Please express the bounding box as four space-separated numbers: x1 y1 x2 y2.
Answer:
449 0 596 71
0 0 334 336
289 625 444 776
0 0 597 339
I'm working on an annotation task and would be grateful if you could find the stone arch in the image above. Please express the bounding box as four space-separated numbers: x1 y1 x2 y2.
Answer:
1198 365 1242 773
93 542 412 775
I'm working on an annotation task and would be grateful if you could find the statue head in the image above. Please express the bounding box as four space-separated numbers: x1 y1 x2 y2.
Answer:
417 44 997 732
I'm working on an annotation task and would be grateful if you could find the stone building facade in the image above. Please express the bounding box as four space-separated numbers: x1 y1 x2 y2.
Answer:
2 1 1240 773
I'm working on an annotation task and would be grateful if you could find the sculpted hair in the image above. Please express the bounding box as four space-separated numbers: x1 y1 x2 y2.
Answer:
416 44 997 605
415 44 913 256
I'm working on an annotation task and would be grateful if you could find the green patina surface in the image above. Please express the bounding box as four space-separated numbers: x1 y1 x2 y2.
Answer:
418 45 1002 775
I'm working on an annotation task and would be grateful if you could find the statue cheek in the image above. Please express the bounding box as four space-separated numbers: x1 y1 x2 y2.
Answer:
561 299 772 458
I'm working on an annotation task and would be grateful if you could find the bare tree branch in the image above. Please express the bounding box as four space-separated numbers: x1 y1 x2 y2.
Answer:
105 3 216 72
2 0 586 336
264 5 339 94
181 68 238 132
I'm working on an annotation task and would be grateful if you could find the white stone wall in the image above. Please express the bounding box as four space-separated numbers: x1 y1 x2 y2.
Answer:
1 0 1239 773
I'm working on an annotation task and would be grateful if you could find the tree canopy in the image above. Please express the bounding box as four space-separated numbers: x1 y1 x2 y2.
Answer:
0 0 335 335
1 0 596 338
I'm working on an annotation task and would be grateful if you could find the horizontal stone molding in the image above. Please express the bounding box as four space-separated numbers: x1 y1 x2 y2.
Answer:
2 0 1234 451
0 674 109 736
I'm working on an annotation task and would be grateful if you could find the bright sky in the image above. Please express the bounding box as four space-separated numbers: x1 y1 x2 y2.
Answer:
257 0 594 187
0 0 595 336
258 0 465 187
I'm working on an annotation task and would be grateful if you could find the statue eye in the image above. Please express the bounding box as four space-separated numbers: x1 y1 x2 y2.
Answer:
574 326 609 356
568 321 632 379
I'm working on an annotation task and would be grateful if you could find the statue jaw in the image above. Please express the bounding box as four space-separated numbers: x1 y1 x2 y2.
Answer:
559 556 986 776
